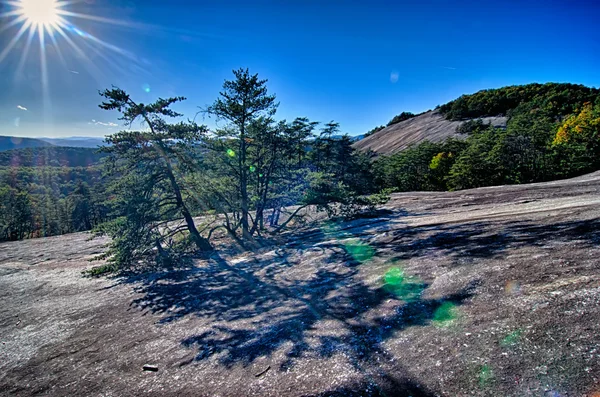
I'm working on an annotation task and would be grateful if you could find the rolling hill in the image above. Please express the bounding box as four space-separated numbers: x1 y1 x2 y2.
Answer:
0 136 55 152
0 136 106 152
352 110 507 155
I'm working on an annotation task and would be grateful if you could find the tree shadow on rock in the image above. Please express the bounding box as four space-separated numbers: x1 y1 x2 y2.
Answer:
301 373 438 397
387 218 600 263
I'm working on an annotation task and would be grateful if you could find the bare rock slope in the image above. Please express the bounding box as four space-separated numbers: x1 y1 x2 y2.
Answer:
353 110 507 155
1 172 600 396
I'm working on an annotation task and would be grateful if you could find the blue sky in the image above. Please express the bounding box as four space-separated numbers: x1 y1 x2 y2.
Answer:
0 0 599 137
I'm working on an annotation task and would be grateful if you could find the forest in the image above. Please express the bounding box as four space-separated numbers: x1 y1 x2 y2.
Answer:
1 76 599 275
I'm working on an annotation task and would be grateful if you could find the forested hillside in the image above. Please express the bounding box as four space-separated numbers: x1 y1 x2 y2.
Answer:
369 82 600 192
438 82 600 120
0 166 106 241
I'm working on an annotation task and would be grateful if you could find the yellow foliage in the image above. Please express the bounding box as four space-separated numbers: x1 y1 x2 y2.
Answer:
553 102 600 146
429 152 447 170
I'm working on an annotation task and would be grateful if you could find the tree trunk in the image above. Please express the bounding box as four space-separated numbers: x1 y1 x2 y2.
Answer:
239 121 252 240
273 205 308 234
164 161 212 252
270 206 281 226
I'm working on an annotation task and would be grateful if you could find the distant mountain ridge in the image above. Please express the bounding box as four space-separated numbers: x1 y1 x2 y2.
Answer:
39 137 105 148
0 136 106 152
0 136 54 151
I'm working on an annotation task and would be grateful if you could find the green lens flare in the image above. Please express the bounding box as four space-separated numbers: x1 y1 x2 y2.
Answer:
343 239 375 263
226 149 235 157
478 364 493 387
249 165 256 172
383 266 425 301
384 267 405 285
432 301 458 327
500 329 523 347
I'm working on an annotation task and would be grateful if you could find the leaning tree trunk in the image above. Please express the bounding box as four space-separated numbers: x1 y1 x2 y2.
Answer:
164 162 213 252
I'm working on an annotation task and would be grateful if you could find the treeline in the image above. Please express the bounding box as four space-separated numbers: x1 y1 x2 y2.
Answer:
364 111 418 138
374 93 600 192
438 82 599 120
0 167 107 241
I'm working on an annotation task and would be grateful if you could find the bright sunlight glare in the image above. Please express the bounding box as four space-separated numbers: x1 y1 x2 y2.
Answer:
13 0 63 29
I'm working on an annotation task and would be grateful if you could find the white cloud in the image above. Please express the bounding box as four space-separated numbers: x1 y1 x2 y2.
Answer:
14 117 20 127
442 66 457 70
69 70 80 74
92 120 118 127
390 71 399 84
17 105 27 111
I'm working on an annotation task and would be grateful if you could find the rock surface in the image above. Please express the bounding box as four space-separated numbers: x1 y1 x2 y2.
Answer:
1 172 600 396
353 110 507 155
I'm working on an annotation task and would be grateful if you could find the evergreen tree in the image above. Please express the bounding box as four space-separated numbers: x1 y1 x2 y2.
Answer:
94 88 212 269
206 68 278 241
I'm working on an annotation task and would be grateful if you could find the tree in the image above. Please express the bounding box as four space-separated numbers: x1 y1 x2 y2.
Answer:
95 88 212 269
206 68 278 241
373 141 443 192
446 126 501 190
364 125 385 137
387 112 416 126
66 181 93 232
552 102 600 175
264 117 317 227
0 186 34 241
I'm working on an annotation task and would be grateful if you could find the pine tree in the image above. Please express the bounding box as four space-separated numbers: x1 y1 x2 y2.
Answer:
206 68 278 241
95 88 212 270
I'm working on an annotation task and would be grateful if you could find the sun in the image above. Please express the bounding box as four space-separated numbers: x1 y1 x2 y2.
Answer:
14 0 63 30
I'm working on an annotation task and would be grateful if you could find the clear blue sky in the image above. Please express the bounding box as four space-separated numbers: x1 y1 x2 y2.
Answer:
1 0 599 137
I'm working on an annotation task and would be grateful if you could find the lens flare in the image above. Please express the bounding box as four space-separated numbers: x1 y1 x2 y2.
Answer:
432 301 458 327
478 364 494 387
16 0 62 29
383 266 425 302
500 329 523 347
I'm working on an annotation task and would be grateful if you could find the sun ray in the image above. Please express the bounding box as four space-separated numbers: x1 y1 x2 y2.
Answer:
0 21 31 63
76 36 129 77
1 0 144 122
0 9 22 18
52 22 107 82
0 14 26 33
57 10 139 28
15 22 37 79
39 25 53 136
46 25 68 72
